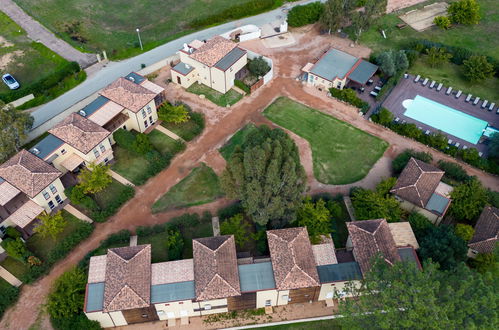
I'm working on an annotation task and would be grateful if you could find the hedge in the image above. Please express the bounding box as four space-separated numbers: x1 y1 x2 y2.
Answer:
0 61 81 103
437 160 471 183
91 185 135 222
392 149 433 174
376 71 403 101
329 88 370 113
234 80 251 94
287 2 324 27
0 280 19 319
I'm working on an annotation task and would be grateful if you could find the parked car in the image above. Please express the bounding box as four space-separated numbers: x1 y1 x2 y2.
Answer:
2 73 20 90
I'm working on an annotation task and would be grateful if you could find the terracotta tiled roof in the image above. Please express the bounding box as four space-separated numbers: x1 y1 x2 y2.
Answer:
103 245 151 312
390 158 444 208
151 259 194 285
469 207 499 254
193 235 240 301
100 77 156 113
49 113 110 154
312 235 338 266
267 227 320 290
388 222 419 249
0 150 61 198
347 219 401 275
189 36 237 67
0 180 20 206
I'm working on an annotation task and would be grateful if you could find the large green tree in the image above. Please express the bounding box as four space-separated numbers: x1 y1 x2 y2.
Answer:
338 257 498 329
350 0 387 41
449 177 487 222
0 102 34 163
78 162 112 194
220 214 251 248
295 198 331 244
319 0 351 33
221 125 306 227
47 267 87 319
34 211 67 240
425 47 453 68
463 55 495 83
489 133 499 159
418 225 468 270
448 0 481 25
158 103 190 124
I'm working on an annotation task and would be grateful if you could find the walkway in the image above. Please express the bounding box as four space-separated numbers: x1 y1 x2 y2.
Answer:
0 266 22 287
109 170 135 187
63 204 93 223
154 125 182 141
2 27 499 330
0 0 96 68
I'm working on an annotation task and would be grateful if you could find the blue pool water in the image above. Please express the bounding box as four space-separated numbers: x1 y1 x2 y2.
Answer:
404 95 488 144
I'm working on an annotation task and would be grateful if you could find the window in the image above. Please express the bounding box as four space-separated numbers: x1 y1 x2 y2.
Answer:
141 314 148 318
93 149 100 158
146 105 152 114
48 201 55 210
178 302 183 305
204 304 211 310
122 125 127 130
265 300 272 307
61 149 66 155
42 191 50 200
49 184 57 194
144 120 149 128
55 195 63 204
230 67 233 72
0 226 6 236
104 158 109 164
141 109 146 118
100 144 106 153
149 116 153 124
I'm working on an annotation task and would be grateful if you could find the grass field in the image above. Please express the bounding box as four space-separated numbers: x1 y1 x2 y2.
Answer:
355 0 498 60
148 130 182 155
0 257 29 279
264 98 388 185
187 83 243 107
264 97 388 184
219 123 258 160
13 0 262 59
152 163 223 213
93 178 130 208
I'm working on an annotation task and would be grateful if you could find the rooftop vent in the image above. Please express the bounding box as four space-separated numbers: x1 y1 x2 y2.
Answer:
32 148 40 155
128 76 135 82
183 43 189 52
185 64 190 69
79 110 87 117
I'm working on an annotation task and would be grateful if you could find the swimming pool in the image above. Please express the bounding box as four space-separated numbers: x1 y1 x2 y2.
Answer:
403 95 488 144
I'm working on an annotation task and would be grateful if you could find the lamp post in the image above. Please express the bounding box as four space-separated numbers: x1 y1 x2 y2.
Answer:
136 28 143 50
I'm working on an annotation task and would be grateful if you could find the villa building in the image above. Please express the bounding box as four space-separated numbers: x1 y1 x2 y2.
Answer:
468 206 498 257
301 48 378 90
171 36 248 94
0 150 66 244
84 226 419 327
390 158 453 224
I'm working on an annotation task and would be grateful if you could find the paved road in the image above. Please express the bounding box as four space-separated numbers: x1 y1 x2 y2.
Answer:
28 0 323 129
0 0 96 67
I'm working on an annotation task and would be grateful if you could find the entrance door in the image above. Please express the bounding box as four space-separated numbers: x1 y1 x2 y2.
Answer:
177 76 181 84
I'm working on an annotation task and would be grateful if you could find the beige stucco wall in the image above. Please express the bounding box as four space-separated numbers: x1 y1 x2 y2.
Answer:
386 0 427 13
318 281 361 300
154 300 200 320
109 311 127 326
277 290 290 306
399 200 441 224
31 178 67 212
171 68 198 89
198 298 228 315
307 73 347 90
179 52 211 87
256 290 278 308
124 99 158 133
85 311 116 328
222 53 247 93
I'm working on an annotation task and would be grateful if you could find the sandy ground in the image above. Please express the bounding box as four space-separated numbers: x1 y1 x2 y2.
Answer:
399 2 449 31
2 27 499 330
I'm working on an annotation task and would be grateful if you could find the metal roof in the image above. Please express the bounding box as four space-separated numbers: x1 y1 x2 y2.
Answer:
150 281 196 304
81 96 111 118
238 262 276 292
317 262 362 283
425 193 450 215
29 134 64 160
348 60 378 85
397 247 421 268
125 72 146 85
215 47 246 71
173 62 195 76
310 49 358 81
86 282 105 312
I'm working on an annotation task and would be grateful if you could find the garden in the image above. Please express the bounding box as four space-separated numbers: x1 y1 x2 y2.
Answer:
160 103 205 141
187 83 243 107
263 97 388 184
152 163 223 213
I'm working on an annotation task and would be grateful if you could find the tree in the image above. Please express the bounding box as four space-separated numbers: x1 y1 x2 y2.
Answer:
454 223 474 242
319 0 346 33
376 51 396 77
248 56 270 77
463 55 495 83
295 198 331 244
434 15 451 29
425 47 453 67
220 214 250 248
351 187 402 223
0 102 34 163
407 211 433 240
450 177 487 222
338 257 497 329
489 133 499 159
158 103 190 124
469 246 498 275
393 50 409 72
132 133 153 155
34 211 67 240
78 162 112 194
350 0 387 41
419 225 468 270
448 0 481 25
0 237 30 262
375 177 397 196
372 107 394 126
287 2 324 27
221 125 306 227
392 149 432 174
47 267 87 319
166 228 184 261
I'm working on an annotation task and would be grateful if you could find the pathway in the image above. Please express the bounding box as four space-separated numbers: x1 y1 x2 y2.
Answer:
0 266 22 287
2 27 499 330
0 0 96 68
154 125 182 141
63 204 93 223
109 170 135 187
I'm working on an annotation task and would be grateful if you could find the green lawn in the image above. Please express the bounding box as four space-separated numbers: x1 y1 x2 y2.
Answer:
187 83 243 106
13 0 262 59
260 319 342 329
264 97 388 185
148 130 181 155
355 0 498 60
219 123 258 160
26 210 87 261
161 111 205 141
111 146 147 185
138 231 169 263
0 257 29 279
152 163 223 213
93 178 131 208
408 57 499 102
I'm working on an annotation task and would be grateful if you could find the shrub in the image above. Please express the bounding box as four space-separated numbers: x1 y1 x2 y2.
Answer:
170 213 201 228
371 107 394 126
77 163 112 194
468 249 497 274
376 71 403 100
47 267 87 320
287 2 324 27
454 223 474 242
459 147 480 166
91 185 135 222
463 55 495 83
392 149 433 174
65 186 99 211
51 313 101 330
158 103 190 124
0 281 19 319
113 129 135 151
448 0 481 25
351 186 402 223
1 238 30 262
434 16 451 29
329 88 369 113
248 56 271 77
5 227 21 239
217 202 244 220
407 212 433 240
78 230 131 271
437 160 470 183
234 80 251 94
132 133 153 155
166 228 184 260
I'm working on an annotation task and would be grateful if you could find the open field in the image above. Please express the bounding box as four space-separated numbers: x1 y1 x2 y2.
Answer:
13 0 267 59
355 0 498 60
264 98 388 185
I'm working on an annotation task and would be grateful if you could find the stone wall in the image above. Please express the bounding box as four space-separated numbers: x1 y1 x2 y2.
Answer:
387 0 428 13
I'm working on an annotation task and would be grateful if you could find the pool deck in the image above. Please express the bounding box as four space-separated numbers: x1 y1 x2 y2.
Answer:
382 75 499 154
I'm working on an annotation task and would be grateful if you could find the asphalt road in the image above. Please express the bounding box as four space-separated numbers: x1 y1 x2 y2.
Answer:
30 0 323 129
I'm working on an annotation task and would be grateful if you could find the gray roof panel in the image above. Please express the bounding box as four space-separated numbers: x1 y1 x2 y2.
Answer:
310 49 358 81
317 262 362 283
214 47 247 71
397 247 421 268
238 262 276 292
151 281 196 304
81 95 110 118
86 282 105 312
425 193 450 215
349 60 378 85
125 72 146 85
172 62 195 76
29 134 64 160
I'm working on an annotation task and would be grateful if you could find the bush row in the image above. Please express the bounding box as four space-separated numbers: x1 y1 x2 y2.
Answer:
376 71 404 101
287 2 324 27
0 61 81 103
234 80 251 94
329 88 370 113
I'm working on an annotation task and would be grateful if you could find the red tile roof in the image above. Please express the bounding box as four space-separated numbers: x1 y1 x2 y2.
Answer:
0 150 61 198
267 227 320 290
100 77 156 113
193 235 240 301
469 207 499 254
347 219 401 274
189 36 237 67
390 158 444 208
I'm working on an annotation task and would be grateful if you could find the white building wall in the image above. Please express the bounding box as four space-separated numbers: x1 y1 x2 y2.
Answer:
85 311 116 328
222 53 248 93
277 290 290 306
154 300 200 320
31 178 67 212
109 311 127 326
318 281 361 300
124 99 158 133
198 298 228 315
256 290 278 308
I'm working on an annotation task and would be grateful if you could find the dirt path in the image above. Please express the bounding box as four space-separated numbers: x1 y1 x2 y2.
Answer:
2 28 498 330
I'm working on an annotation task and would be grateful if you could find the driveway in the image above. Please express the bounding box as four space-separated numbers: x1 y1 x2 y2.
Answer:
2 26 498 330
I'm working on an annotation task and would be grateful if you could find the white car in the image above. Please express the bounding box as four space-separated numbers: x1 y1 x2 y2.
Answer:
2 74 20 90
